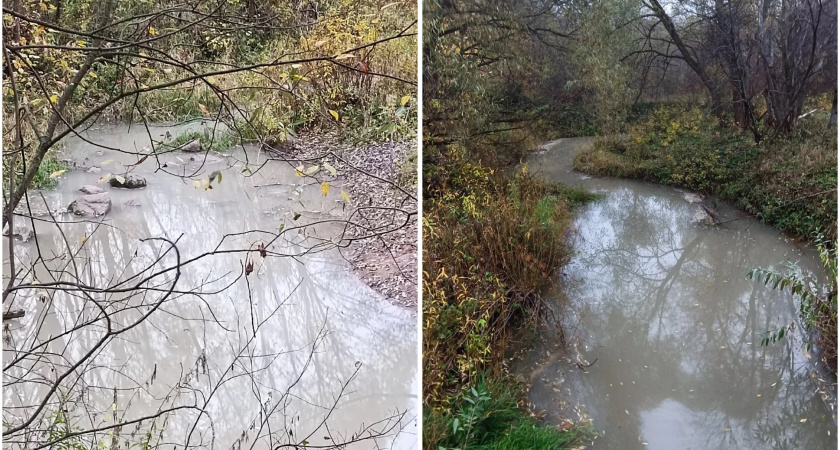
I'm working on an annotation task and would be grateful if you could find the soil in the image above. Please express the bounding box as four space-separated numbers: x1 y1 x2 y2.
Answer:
266 132 418 309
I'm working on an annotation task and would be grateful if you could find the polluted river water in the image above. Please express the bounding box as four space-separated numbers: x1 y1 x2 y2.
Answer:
509 137 837 449
3 123 417 449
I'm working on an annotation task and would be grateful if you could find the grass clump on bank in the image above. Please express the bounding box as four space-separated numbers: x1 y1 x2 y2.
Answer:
425 377 592 450
574 103 837 243
423 144 595 449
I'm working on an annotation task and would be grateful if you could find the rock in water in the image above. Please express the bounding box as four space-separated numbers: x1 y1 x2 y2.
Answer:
109 174 147 189
68 193 112 217
79 185 105 194
179 139 203 153
263 134 298 153
2 224 34 242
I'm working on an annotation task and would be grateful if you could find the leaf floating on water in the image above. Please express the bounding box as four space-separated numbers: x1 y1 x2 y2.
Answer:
756 394 761 398
193 180 201 189
295 165 305 177
98 173 111 183
100 159 113 166
340 190 351 205
320 182 330 197
800 418 807 423
304 165 319 175
49 169 66 178
323 162 337 176
293 212 301 221
245 260 254 276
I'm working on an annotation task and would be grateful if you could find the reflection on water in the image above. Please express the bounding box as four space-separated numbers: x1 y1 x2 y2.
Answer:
3 124 417 449
510 138 836 450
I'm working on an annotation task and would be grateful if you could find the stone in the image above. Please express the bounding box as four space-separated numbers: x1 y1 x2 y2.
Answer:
179 139 203 153
86 166 102 173
2 224 34 242
68 193 112 217
109 174 147 189
79 185 105 194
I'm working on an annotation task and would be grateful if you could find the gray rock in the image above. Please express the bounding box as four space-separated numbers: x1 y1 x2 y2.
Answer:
79 185 105 194
179 139 203 153
109 174 147 189
2 224 34 242
86 166 102 173
68 193 112 217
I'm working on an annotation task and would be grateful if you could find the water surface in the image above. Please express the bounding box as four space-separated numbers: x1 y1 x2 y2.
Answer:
3 123 417 449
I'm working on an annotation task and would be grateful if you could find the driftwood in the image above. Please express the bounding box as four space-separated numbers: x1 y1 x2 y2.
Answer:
3 309 25 320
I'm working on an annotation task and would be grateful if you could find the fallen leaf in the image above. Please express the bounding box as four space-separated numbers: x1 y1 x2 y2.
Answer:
340 191 351 205
320 182 330 197
49 169 66 178
323 163 337 176
98 173 111 183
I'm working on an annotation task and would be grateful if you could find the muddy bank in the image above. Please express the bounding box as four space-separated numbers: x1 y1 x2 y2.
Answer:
266 131 418 308
508 138 836 449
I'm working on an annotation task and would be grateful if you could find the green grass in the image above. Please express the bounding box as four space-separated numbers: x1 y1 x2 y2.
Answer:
166 130 235 152
425 377 592 450
31 152 68 190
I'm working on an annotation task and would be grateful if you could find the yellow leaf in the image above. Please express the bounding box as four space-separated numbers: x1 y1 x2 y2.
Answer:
148 26 156 36
304 166 319 175
193 180 201 189
340 190 351 205
329 110 339 121
89 72 97 78
401 95 410 106
294 165 305 177
323 163 337 176
49 169 66 178
100 159 113 166
201 178 210 190
49 94 58 104
98 174 111 183
320 182 330 197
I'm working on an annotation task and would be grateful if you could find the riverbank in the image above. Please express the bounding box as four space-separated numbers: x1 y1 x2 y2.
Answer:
266 130 418 308
422 149 598 448
573 105 837 244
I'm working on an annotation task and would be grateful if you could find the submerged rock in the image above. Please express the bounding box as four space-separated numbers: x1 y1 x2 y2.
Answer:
109 174 147 189
79 185 105 194
68 193 112 217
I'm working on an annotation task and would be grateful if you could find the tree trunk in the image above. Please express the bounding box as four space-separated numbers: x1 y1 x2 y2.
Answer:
830 88 837 129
